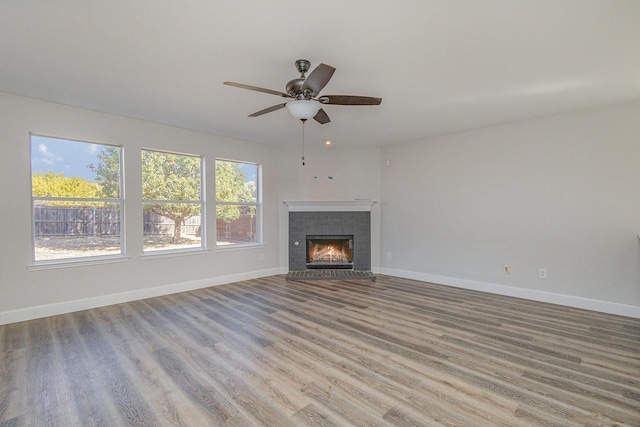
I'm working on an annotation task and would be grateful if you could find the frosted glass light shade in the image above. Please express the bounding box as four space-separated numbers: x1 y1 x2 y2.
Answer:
286 100 321 120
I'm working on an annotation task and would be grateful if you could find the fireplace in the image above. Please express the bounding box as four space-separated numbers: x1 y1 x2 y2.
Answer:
285 201 374 272
306 235 354 269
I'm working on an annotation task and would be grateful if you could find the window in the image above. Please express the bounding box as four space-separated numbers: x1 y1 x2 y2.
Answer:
215 159 260 246
30 135 124 262
142 149 204 253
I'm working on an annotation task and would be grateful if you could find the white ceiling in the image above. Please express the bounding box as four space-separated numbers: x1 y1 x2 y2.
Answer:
1 1 639 148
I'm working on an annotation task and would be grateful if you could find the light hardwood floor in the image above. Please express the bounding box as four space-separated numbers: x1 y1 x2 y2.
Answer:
1 275 639 426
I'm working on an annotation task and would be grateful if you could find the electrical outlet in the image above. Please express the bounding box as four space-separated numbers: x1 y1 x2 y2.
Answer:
504 265 511 274
259 253 264 261
387 252 392 260
539 268 547 279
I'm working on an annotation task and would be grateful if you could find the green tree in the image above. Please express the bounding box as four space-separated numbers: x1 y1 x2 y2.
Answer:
142 151 202 243
91 149 250 244
215 160 248 221
32 171 100 205
90 146 121 198
239 180 257 214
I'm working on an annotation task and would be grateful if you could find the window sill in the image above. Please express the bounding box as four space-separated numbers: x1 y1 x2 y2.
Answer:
28 255 130 271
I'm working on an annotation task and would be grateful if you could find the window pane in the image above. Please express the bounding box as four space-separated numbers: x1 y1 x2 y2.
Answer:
31 136 121 198
142 150 204 253
215 159 260 246
142 151 201 201
30 135 123 262
33 202 122 261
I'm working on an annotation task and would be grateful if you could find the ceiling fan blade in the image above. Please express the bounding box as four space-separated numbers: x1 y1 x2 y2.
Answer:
301 63 336 96
248 103 287 117
313 108 330 124
224 81 291 98
319 95 382 105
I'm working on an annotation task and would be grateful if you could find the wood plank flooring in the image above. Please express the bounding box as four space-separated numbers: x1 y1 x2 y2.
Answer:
1 274 639 426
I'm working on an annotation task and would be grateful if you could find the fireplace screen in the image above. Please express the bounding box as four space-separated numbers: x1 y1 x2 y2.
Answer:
306 235 354 269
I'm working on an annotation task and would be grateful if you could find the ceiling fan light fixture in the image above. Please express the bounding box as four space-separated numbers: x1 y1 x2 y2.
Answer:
286 99 321 120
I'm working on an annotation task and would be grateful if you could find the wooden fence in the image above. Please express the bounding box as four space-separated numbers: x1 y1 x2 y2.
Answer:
144 213 201 236
33 206 253 240
33 206 203 237
33 206 120 237
216 214 256 243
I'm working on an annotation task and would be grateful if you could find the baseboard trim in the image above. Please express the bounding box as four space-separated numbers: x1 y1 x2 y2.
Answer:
0 267 281 325
4 267 637 324
379 268 640 319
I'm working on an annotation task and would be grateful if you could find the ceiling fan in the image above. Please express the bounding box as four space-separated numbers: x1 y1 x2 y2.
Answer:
224 59 382 124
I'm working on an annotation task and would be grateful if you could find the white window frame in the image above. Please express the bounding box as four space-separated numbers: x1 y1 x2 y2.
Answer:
141 148 206 255
215 159 262 248
29 134 126 266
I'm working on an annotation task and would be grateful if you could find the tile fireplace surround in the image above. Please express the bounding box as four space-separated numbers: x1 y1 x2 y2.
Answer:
284 201 375 273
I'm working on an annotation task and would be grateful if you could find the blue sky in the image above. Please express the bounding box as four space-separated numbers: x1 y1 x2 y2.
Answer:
238 163 257 184
31 135 102 182
31 135 257 184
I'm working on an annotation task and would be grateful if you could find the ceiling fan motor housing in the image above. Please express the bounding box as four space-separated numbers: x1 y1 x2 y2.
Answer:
287 59 315 99
286 78 308 98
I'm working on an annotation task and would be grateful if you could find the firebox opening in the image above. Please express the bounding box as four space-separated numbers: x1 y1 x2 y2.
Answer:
306 235 354 269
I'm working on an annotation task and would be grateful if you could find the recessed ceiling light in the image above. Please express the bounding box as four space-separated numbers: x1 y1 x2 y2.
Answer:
324 139 332 146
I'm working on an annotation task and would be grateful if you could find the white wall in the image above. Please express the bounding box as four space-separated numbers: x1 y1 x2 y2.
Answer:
380 101 640 317
2 92 637 322
0 93 281 324
277 142 382 272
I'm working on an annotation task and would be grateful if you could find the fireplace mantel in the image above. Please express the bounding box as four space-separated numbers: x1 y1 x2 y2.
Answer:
284 200 376 212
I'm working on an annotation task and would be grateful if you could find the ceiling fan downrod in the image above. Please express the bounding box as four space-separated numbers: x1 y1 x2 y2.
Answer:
301 119 307 166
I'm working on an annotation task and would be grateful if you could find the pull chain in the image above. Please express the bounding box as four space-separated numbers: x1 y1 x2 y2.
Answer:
301 119 306 165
